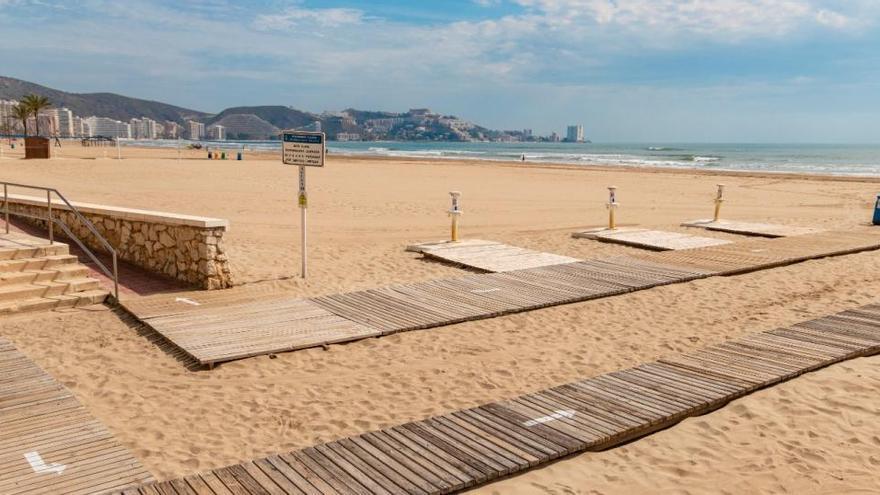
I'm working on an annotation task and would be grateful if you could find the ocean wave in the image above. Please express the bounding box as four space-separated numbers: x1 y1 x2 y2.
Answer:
646 146 685 151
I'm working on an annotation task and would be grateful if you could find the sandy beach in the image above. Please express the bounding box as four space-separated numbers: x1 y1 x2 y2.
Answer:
1 142 879 493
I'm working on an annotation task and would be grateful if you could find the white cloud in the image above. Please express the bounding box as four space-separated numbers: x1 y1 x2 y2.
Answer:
254 7 365 30
1 0 877 125
511 0 856 39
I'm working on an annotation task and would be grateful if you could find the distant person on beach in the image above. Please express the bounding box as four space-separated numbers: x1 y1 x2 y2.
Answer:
54 136 61 147
521 154 526 162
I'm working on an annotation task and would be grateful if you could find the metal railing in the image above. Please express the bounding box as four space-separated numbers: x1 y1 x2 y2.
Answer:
1 182 119 300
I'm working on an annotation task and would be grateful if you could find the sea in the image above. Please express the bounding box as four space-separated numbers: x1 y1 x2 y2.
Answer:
126 140 880 177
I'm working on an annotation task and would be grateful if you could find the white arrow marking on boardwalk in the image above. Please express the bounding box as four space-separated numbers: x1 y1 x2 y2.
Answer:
24 451 66 475
175 297 201 306
522 410 576 427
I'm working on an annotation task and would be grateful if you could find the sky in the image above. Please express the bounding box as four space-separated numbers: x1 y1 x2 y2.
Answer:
1 0 879 142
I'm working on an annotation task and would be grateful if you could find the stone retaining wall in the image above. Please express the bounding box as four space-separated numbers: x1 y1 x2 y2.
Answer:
3 194 233 289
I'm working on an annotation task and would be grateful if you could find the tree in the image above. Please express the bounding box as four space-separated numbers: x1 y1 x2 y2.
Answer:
21 94 51 137
12 103 30 137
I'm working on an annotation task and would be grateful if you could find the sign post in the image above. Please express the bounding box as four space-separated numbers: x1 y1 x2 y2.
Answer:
448 191 462 242
282 130 325 278
607 186 618 230
713 184 725 222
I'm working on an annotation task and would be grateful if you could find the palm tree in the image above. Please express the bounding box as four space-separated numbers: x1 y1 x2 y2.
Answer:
21 94 51 137
11 103 30 137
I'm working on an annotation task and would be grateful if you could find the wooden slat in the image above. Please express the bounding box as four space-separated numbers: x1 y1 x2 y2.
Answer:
573 227 732 251
681 219 822 237
408 239 581 272
0 338 153 495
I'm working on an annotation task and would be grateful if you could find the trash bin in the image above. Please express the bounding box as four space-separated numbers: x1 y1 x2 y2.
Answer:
874 194 880 225
236 152 242 161
207 151 212 159
221 152 226 160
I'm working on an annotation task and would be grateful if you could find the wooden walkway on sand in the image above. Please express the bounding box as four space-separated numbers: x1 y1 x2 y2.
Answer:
124 256 705 366
406 240 581 272
637 230 879 276
682 219 822 237
121 230 880 367
572 227 731 251
134 298 381 365
0 338 153 495
118 303 880 494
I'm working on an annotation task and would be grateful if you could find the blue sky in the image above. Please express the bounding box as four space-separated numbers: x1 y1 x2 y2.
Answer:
1 0 879 142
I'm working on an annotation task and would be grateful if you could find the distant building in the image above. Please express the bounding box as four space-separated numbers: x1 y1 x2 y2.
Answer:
364 118 403 132
73 116 89 138
565 124 585 143
49 108 74 137
335 132 361 142
0 100 19 133
29 113 58 137
549 132 561 142
187 120 205 139
164 121 183 139
523 129 533 138
207 124 226 141
130 117 159 139
85 116 131 138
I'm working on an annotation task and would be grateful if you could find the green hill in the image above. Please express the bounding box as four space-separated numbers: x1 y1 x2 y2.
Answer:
0 76 208 123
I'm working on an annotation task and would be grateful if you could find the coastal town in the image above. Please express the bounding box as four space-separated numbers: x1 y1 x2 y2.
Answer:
0 77 588 143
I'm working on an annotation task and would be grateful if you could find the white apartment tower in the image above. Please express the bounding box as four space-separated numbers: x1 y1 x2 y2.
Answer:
85 117 131 138
52 108 75 137
188 120 205 139
566 125 585 143
0 100 19 133
208 124 226 141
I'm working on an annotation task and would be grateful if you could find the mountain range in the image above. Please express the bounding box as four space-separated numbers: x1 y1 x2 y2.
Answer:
0 76 508 141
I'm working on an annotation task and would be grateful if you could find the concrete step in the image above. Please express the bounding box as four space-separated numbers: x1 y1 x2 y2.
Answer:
0 278 103 302
0 243 69 260
0 289 109 316
0 254 79 272
0 265 91 287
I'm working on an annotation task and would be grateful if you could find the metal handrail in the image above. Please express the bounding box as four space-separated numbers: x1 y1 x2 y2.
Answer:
1 182 119 300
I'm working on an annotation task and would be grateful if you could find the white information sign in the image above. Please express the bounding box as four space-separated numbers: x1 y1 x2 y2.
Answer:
281 130 324 278
282 131 325 167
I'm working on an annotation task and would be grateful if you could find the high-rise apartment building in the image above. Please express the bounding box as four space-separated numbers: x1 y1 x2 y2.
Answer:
85 117 131 138
566 124 585 143
188 120 205 139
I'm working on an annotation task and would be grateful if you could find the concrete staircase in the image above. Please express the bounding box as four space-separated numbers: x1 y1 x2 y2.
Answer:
0 234 109 315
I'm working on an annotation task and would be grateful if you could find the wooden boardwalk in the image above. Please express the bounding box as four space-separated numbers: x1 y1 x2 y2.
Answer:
118 303 880 494
136 298 381 365
406 240 581 272
0 338 153 495
121 230 880 367
637 230 879 276
572 227 731 251
682 219 822 237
